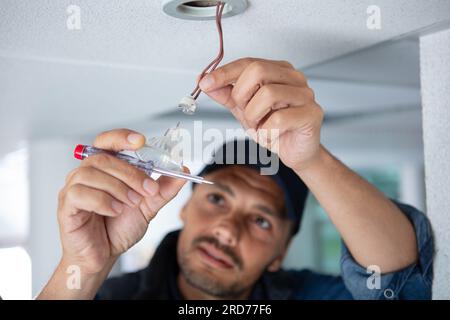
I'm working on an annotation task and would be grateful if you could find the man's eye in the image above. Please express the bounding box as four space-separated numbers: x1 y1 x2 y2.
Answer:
207 193 225 206
254 216 271 230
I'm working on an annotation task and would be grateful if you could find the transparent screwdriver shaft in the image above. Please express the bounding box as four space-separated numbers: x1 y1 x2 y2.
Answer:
74 145 213 185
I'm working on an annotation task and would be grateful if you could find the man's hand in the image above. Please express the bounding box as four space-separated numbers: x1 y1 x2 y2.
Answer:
199 58 324 172
200 58 418 273
58 129 187 275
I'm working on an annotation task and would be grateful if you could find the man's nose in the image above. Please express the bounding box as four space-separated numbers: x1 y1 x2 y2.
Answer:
212 223 238 247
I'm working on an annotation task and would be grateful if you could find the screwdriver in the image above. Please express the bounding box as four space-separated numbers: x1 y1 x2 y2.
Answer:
73 144 214 185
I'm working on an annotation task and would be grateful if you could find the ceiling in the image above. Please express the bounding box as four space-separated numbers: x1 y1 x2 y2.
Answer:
1 0 450 157
2 0 450 70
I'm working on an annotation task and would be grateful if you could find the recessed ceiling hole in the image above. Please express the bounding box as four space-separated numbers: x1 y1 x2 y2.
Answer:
183 1 221 8
162 0 247 21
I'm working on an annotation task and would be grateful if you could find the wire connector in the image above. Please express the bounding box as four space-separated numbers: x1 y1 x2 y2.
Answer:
178 95 197 115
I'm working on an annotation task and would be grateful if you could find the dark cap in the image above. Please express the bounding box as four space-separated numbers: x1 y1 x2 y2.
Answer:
195 139 309 235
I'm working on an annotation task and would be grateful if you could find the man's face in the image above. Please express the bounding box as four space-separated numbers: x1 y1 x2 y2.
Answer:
177 165 292 298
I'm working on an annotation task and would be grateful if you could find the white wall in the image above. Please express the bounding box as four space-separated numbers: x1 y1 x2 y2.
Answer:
420 27 450 300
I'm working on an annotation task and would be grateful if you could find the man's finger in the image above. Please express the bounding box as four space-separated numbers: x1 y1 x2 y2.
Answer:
80 153 155 198
232 62 306 109
203 85 234 109
93 128 146 151
244 85 312 128
143 166 189 219
199 58 294 93
203 86 251 129
257 103 324 138
66 166 142 208
158 166 190 202
62 184 125 218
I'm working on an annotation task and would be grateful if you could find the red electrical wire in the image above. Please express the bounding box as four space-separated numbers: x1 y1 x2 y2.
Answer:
190 1 225 100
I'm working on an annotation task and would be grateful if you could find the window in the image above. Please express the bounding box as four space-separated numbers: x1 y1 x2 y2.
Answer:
0 147 31 299
309 167 400 274
0 247 31 299
284 167 401 275
0 147 29 242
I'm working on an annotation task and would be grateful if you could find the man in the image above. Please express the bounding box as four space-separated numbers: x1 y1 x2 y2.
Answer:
38 58 432 300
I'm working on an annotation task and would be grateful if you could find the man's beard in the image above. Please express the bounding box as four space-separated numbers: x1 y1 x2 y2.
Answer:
178 235 248 299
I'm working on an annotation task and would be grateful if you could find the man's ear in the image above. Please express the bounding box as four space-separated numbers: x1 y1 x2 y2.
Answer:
267 246 289 272
267 258 283 272
267 236 292 272
267 252 286 272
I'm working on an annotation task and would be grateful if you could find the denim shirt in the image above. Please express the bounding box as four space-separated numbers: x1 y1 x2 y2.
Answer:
339 200 433 300
96 200 433 300
265 200 433 300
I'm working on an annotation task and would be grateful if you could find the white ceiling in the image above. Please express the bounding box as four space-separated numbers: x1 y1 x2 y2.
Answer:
1 0 449 157
304 39 421 87
2 0 450 70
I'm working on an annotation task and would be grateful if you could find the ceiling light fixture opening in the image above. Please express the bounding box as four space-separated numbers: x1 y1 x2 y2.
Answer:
183 1 222 8
162 0 247 21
